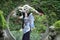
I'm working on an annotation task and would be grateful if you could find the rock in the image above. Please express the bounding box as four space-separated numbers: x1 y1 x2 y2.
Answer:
0 28 16 40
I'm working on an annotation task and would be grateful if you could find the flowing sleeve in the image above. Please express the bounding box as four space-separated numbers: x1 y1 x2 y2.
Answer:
28 13 35 29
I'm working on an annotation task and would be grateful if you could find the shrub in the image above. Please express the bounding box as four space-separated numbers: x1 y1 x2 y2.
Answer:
34 15 47 33
0 10 7 29
54 20 60 31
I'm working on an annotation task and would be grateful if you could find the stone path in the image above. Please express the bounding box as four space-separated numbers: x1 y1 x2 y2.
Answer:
55 35 60 40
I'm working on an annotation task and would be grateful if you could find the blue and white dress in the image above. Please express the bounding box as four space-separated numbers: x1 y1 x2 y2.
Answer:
23 13 35 34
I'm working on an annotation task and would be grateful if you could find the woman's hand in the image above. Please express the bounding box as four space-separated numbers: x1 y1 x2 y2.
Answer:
39 13 43 16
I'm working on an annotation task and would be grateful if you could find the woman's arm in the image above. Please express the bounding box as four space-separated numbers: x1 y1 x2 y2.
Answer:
23 5 42 15
30 7 43 16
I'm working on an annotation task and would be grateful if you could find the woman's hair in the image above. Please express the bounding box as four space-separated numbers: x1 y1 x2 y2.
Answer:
27 11 31 16
16 10 22 16
36 8 44 14
22 12 25 18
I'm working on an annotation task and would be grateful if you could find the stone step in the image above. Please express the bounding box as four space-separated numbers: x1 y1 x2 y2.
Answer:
0 37 4 40
56 35 60 40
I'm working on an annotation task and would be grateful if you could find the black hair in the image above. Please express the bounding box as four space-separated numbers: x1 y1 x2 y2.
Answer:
21 12 25 29
22 12 25 18
16 10 22 16
27 12 31 16
36 8 44 14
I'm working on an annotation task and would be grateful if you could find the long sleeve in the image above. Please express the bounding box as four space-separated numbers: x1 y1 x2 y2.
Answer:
28 13 35 29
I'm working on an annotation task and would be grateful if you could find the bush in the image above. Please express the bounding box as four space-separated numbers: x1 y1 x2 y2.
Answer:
0 10 7 29
34 15 47 33
54 20 60 31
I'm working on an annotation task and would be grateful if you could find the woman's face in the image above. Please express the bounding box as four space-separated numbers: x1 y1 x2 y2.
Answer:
23 5 30 13
18 5 30 13
18 7 23 12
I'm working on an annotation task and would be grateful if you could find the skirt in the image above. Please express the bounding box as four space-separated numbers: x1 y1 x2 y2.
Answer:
22 31 30 40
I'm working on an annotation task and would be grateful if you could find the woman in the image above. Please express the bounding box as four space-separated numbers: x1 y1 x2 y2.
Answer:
18 5 43 40
22 12 35 40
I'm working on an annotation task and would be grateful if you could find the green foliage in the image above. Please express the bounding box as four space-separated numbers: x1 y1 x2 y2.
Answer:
0 0 59 26
9 17 22 31
9 22 21 31
0 0 60 30
54 20 60 31
0 0 60 39
11 31 23 40
34 15 47 33
0 10 7 29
